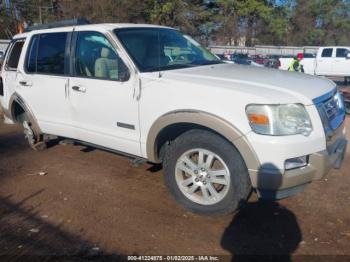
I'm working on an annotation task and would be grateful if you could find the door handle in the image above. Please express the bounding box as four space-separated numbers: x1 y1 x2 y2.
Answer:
18 80 32 87
72 86 86 93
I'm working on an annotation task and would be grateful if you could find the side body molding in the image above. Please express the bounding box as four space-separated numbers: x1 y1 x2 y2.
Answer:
146 110 260 171
8 92 42 136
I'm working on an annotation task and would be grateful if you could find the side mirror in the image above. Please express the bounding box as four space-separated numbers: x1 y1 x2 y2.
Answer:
119 70 130 82
346 53 350 59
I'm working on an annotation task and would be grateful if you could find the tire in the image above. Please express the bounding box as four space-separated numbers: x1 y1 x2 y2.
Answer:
163 129 251 216
21 114 47 151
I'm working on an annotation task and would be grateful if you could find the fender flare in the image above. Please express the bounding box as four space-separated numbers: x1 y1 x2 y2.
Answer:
9 92 42 137
146 110 260 171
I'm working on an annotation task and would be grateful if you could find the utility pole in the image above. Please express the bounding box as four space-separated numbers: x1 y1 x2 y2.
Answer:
52 0 59 18
39 0 43 24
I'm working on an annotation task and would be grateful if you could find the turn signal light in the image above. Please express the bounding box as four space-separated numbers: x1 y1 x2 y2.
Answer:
248 114 269 125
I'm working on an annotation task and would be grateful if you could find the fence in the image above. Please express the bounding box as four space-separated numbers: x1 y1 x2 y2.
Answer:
209 45 320 57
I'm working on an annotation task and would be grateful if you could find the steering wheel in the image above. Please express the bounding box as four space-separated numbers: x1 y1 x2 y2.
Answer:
171 53 196 64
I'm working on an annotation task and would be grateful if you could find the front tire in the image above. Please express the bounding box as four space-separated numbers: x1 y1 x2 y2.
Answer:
163 129 251 216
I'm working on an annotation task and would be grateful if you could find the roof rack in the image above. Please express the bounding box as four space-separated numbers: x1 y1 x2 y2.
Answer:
24 18 90 32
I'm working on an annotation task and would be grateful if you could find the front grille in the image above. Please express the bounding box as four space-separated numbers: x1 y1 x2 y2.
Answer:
315 90 346 136
323 95 339 120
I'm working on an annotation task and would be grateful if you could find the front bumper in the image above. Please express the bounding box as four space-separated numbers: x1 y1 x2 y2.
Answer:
251 123 347 200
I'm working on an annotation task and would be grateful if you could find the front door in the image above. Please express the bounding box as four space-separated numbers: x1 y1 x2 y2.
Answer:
68 30 140 156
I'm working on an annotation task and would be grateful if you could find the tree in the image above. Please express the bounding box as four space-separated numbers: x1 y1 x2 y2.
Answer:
255 1 292 45
234 0 272 46
289 0 350 46
214 0 239 45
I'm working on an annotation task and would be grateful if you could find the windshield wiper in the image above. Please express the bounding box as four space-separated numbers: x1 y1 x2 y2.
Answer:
146 63 195 72
196 60 224 66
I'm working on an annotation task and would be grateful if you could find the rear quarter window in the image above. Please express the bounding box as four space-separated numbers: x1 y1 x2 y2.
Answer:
5 40 25 70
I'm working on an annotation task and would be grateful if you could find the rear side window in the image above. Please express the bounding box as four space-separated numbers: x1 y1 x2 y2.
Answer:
26 32 67 75
321 48 333 58
336 48 348 58
6 40 24 70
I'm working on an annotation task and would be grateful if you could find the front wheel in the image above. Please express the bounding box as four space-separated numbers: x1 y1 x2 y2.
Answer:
163 130 251 216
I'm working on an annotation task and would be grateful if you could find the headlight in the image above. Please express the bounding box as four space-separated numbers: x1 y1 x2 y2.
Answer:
246 104 313 136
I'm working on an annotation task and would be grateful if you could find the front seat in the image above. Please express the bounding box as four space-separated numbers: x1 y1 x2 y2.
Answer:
95 48 118 80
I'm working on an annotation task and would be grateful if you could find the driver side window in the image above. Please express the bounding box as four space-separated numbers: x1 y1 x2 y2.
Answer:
74 31 129 81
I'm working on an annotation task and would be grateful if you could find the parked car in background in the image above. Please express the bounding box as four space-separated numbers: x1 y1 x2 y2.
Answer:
314 47 350 78
251 55 267 66
217 53 262 66
279 47 350 82
264 55 281 69
229 54 262 67
216 54 235 64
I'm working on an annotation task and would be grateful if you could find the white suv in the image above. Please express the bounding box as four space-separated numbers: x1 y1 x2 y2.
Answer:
0 22 347 215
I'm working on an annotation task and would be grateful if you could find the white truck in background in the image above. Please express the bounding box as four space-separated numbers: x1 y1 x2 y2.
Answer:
279 47 350 80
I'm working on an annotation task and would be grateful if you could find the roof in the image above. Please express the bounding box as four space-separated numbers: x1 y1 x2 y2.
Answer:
13 23 173 39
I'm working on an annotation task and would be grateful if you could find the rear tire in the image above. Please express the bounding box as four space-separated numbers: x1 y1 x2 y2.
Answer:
163 129 251 216
22 116 47 151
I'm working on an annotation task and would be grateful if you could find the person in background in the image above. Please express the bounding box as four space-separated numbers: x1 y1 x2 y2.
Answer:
288 53 304 73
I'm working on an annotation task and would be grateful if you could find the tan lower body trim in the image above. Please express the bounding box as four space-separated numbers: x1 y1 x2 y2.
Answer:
146 110 261 172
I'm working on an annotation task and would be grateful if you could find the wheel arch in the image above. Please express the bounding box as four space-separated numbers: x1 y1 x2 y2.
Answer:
146 110 260 171
9 93 42 136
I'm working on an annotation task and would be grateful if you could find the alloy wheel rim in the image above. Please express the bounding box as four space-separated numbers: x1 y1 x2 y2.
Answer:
175 148 231 205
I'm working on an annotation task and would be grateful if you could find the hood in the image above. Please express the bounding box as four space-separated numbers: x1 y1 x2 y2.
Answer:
158 63 336 105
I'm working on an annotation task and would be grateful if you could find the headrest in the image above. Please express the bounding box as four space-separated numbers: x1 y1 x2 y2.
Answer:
101 48 111 58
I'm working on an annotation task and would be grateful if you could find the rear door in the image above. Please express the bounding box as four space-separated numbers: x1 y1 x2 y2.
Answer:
334 48 350 76
0 39 25 111
316 48 334 76
16 30 75 138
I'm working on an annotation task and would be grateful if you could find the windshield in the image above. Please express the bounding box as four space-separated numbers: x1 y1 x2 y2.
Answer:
114 28 222 72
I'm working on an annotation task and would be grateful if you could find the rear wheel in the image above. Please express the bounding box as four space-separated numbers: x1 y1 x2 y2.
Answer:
163 129 251 216
21 116 46 151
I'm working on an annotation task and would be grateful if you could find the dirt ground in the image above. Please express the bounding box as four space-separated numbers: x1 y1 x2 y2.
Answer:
0 112 349 260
